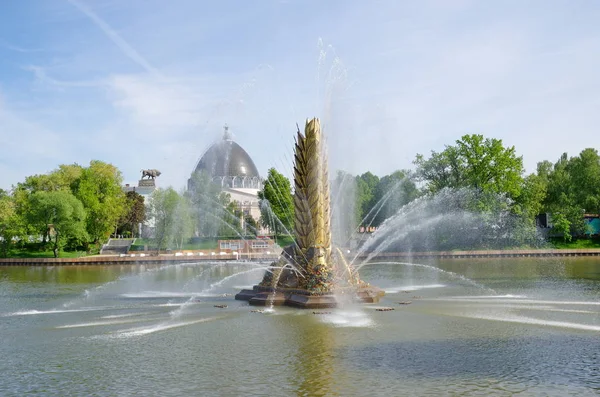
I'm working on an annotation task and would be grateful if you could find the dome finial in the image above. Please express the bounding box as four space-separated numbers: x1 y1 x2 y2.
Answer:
223 124 232 141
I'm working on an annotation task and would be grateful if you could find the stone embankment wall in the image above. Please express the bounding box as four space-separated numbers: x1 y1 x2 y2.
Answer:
1 249 600 266
0 252 280 266
357 249 600 259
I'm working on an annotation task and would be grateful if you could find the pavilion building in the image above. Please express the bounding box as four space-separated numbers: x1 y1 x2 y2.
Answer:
188 125 263 223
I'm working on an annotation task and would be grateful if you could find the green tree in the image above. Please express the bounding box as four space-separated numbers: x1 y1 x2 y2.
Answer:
118 191 146 237
413 146 463 193
543 154 576 238
14 164 83 194
515 173 547 220
355 172 380 225
172 192 195 249
243 213 259 237
540 149 600 239
73 161 126 247
371 170 420 226
0 193 23 257
218 193 243 238
26 191 87 257
567 148 600 215
12 165 84 243
415 134 524 210
148 187 181 250
551 212 573 242
258 168 294 235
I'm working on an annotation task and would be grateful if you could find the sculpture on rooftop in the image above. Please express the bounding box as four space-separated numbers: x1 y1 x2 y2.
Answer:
141 169 162 180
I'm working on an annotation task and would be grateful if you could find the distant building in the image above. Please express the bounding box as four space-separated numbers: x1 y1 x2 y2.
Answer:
217 238 275 253
188 125 263 223
584 214 600 235
535 213 552 229
122 182 155 198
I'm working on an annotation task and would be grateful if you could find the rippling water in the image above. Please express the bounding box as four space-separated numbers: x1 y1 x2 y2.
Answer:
1 257 599 396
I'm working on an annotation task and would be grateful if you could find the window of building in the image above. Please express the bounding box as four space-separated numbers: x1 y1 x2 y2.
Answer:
251 241 268 249
220 241 240 250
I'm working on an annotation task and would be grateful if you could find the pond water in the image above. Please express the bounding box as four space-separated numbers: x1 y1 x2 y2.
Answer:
1 257 599 396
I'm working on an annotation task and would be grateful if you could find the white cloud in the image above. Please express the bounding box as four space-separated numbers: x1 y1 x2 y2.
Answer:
106 74 205 129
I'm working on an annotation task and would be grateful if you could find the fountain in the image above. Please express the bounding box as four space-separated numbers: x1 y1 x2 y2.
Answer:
235 118 384 308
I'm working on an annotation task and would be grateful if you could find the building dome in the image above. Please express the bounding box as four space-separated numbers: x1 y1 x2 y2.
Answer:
190 125 262 189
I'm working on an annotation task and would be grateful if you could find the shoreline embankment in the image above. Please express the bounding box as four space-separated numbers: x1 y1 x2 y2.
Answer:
1 249 600 266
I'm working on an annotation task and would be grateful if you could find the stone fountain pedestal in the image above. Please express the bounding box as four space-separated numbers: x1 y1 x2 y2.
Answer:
235 285 384 309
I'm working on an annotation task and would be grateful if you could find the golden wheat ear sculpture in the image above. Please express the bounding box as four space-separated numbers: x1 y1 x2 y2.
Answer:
235 118 384 307
293 119 330 252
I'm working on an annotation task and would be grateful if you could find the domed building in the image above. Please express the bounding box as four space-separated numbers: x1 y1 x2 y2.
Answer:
190 125 262 189
188 125 264 224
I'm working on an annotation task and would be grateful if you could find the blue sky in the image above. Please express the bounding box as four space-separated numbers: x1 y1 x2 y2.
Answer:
1 0 600 190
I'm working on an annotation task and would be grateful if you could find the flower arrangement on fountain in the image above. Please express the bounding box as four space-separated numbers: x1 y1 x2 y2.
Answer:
305 263 334 293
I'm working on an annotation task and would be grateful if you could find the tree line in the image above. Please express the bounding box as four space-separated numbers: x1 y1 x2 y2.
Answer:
1 133 598 257
259 134 600 245
0 166 262 256
0 161 142 257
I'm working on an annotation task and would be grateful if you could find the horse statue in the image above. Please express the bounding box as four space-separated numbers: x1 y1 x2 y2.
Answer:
141 169 162 179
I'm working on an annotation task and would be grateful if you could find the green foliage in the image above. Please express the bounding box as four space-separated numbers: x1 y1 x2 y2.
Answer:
415 134 524 204
118 191 146 237
26 191 87 257
371 170 420 226
148 187 184 250
513 173 547 220
334 170 420 232
355 172 380 224
186 171 252 238
217 193 243 238
243 213 259 237
275 234 295 247
3 134 599 257
12 161 126 252
0 193 23 257
551 212 573 242
258 168 294 235
72 161 126 246
410 134 534 247
567 148 600 214
550 236 600 249
538 149 600 238
172 192 195 249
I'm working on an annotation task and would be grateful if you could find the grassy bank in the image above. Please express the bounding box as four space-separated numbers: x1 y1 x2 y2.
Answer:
6 249 89 258
130 238 218 251
549 237 600 249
